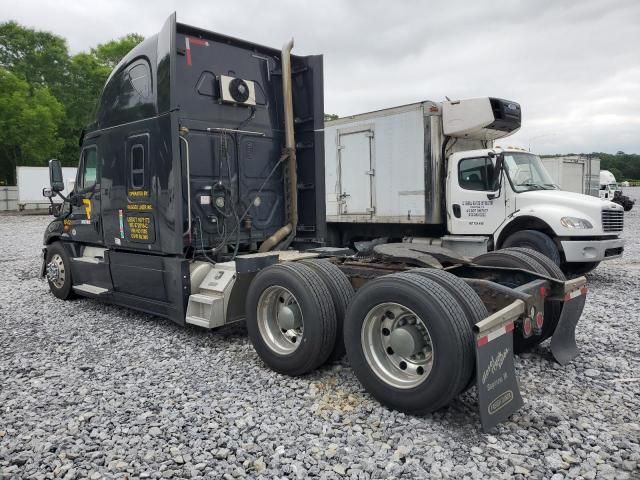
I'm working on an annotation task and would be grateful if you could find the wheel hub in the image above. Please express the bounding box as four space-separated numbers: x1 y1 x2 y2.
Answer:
46 261 59 283
361 302 435 389
46 254 66 289
257 285 304 354
278 304 302 331
389 326 425 357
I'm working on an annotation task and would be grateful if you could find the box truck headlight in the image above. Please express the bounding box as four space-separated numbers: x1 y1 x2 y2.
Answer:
560 217 593 229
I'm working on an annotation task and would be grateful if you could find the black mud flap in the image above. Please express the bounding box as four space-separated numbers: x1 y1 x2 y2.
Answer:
40 248 47 278
550 286 587 366
475 300 525 432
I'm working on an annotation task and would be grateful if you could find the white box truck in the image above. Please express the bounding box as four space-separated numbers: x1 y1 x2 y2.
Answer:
325 98 625 275
17 166 76 210
541 156 600 197
599 170 635 211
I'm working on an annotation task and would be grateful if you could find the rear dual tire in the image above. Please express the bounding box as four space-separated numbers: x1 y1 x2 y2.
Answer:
344 272 476 414
245 262 337 376
300 259 354 361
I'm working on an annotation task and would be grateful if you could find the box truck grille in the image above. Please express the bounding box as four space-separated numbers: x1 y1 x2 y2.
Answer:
601 209 624 232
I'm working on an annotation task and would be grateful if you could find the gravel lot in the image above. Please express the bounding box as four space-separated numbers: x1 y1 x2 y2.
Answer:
1 190 639 479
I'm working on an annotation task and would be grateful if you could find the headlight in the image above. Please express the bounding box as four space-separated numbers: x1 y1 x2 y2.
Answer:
560 217 593 229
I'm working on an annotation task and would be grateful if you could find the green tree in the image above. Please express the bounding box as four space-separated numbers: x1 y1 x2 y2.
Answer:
0 69 64 184
324 113 339 122
90 34 145 69
0 21 144 178
0 21 69 97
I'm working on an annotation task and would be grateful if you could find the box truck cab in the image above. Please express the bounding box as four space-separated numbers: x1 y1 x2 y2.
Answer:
325 98 625 275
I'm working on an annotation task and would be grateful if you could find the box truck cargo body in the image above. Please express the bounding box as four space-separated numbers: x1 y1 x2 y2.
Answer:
540 156 600 197
17 166 77 209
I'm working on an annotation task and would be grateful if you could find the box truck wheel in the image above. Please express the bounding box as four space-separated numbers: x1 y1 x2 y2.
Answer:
563 261 600 277
245 262 337 376
501 230 561 265
472 249 562 352
343 272 474 414
300 259 354 362
45 242 75 300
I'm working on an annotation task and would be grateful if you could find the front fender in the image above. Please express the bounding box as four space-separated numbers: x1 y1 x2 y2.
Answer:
43 219 65 245
495 204 600 240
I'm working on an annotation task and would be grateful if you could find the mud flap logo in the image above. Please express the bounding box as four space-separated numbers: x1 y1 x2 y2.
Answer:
488 390 514 415
482 348 509 385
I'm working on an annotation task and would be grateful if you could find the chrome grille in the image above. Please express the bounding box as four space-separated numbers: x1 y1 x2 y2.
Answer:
602 209 624 232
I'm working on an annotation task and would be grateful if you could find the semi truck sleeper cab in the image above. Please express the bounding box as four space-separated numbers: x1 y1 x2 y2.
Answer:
41 14 589 431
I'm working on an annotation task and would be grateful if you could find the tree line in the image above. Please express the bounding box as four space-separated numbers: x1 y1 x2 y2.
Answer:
0 21 143 185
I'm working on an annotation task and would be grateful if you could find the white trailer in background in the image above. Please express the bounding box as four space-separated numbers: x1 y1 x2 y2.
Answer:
17 166 77 210
541 156 600 197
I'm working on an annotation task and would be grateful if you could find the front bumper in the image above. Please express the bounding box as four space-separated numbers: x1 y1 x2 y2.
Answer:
560 238 624 262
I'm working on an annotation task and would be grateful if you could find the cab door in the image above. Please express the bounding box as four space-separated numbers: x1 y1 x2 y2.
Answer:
446 154 506 235
69 145 103 245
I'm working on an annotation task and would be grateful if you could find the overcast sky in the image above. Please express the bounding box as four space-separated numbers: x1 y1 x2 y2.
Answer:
3 0 639 154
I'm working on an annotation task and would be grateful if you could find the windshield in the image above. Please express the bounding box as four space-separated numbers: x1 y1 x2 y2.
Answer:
503 152 558 192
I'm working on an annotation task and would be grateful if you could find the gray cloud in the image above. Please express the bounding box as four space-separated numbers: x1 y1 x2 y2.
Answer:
3 0 639 153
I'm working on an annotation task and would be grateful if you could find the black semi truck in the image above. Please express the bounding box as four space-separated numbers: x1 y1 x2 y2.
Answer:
41 14 587 431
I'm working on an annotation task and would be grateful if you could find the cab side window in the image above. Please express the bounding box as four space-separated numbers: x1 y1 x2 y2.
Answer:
459 157 495 191
130 144 145 189
78 147 98 191
127 133 150 193
97 58 155 128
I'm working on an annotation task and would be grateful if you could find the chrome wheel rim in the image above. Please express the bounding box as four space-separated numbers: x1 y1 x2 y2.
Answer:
361 302 434 389
47 254 66 289
257 286 304 355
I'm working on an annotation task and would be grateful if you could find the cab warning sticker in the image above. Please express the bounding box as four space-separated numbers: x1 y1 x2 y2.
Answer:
462 200 493 218
124 214 155 243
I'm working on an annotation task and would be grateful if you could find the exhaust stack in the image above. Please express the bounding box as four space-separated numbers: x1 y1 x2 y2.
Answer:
259 38 298 252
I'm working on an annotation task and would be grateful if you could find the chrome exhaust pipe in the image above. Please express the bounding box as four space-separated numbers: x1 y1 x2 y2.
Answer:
259 38 297 253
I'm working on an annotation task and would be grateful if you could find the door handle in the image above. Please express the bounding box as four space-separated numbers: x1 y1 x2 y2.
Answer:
453 204 461 218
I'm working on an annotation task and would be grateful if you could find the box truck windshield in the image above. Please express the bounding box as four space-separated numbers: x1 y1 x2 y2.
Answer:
503 152 558 191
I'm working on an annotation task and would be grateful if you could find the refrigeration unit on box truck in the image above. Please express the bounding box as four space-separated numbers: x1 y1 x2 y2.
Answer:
325 99 625 276
40 14 591 431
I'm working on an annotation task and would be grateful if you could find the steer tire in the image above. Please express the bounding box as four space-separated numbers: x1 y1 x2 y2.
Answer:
344 272 474 415
245 262 337 376
45 242 75 300
563 261 600 277
300 259 354 362
502 230 561 265
473 249 563 353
